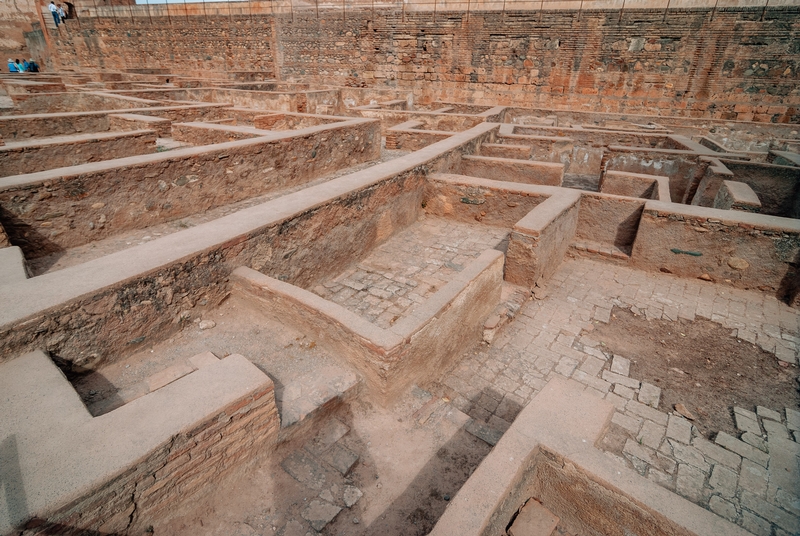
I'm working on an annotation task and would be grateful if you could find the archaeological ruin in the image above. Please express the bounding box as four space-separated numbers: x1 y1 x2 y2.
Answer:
0 0 798 534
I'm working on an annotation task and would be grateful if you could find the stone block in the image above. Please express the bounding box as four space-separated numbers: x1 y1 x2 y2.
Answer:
666 414 692 444
691 436 741 469
734 412 762 435
715 432 768 467
610 355 631 376
786 407 800 432
763 419 790 440
676 463 706 502
638 383 661 409
602 370 640 389
708 495 738 523
756 406 782 422
709 465 738 498
188 351 219 369
739 459 768 497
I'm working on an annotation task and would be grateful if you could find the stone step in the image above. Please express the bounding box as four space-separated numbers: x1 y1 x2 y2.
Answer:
508 499 560 536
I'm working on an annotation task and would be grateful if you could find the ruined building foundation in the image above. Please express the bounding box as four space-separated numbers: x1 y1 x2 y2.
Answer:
0 0 798 535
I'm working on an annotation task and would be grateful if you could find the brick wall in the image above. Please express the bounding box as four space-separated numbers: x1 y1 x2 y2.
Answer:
20 382 279 535
47 7 800 122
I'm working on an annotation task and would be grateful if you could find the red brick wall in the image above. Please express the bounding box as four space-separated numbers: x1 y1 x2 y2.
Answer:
47 8 800 122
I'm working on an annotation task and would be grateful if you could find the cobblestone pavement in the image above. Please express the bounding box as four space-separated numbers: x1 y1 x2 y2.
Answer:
435 257 799 535
313 216 508 328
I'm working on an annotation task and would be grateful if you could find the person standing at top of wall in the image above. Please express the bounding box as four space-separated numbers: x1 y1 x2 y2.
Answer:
49 1 60 27
14 59 25 72
22 59 30 71
8 59 18 72
58 4 67 23
28 59 40 72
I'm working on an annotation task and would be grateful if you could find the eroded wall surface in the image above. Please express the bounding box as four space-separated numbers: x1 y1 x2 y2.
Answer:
41 8 800 122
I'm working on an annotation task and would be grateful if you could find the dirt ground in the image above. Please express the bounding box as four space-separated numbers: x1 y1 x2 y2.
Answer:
156 396 491 536
587 306 799 437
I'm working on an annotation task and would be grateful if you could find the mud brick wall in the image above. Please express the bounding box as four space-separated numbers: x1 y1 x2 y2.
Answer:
22 384 279 536
0 120 379 259
0 130 158 178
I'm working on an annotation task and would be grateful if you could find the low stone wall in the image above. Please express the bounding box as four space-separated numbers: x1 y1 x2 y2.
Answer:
630 201 800 305
430 377 748 536
0 130 157 178
0 112 112 141
0 118 380 259
505 191 581 287
385 121 453 151
574 193 647 256
109 113 172 137
231 249 503 403
721 160 800 218
252 112 344 130
479 142 532 160
0 124 495 370
605 148 713 203
4 91 160 115
1 352 279 535
423 173 553 228
0 104 230 141
171 122 266 145
351 108 485 134
459 155 564 186
599 170 670 201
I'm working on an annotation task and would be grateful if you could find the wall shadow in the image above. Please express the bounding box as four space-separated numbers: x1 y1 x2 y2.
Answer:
361 427 492 536
1 435 28 532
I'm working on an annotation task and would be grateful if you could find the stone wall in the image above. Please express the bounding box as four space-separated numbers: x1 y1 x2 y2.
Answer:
44 7 800 122
0 129 157 177
17 357 280 535
0 118 380 259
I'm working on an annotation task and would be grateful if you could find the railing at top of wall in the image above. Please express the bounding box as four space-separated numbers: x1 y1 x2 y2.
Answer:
49 0 799 28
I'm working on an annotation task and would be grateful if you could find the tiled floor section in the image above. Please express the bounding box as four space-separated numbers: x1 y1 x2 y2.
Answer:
435 257 799 536
313 216 508 328
599 363 800 536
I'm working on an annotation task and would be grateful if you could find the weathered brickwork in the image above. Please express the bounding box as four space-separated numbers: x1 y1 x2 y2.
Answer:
50 17 277 75
47 8 800 121
18 384 279 536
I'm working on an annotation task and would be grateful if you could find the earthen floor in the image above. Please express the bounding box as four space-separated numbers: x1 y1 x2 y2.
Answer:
312 215 508 328
75 294 355 417
432 256 799 536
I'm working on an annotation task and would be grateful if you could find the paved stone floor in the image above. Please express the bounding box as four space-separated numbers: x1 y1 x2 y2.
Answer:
313 216 508 328
434 256 800 536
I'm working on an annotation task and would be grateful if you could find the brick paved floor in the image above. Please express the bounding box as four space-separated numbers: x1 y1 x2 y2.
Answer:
434 256 799 535
313 216 508 328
